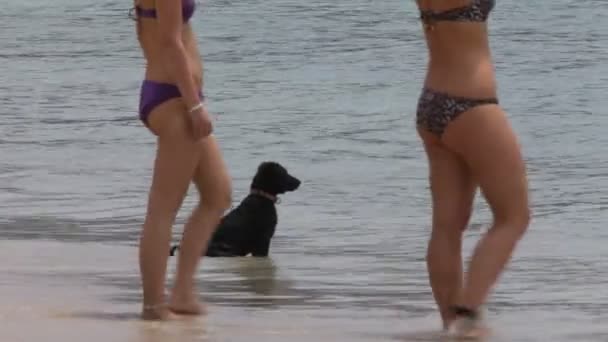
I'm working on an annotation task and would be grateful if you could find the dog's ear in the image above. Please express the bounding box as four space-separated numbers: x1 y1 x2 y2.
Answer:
251 162 278 193
258 162 270 172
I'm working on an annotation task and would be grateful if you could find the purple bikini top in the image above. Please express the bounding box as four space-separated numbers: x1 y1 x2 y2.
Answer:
135 0 196 22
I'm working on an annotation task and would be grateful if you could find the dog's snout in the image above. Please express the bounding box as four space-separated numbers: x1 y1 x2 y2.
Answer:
287 176 301 191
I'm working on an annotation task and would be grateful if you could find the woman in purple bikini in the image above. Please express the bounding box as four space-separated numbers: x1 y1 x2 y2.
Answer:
414 0 531 338
131 0 232 320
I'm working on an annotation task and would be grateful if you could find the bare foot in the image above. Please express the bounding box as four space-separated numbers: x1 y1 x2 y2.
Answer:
169 294 206 316
445 317 490 340
141 304 176 321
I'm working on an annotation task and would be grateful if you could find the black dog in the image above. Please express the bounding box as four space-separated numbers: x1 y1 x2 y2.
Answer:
169 161 300 257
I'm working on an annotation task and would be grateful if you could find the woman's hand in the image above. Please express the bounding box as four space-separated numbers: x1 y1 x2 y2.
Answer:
189 104 213 140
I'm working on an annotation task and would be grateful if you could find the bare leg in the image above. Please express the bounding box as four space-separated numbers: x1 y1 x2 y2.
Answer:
138 100 203 321
442 105 530 334
419 129 477 329
139 134 200 320
170 135 232 315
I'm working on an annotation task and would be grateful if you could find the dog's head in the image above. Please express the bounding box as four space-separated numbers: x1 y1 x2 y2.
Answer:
251 161 300 196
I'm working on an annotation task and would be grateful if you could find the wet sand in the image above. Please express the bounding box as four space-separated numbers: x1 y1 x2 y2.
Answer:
2 240 607 342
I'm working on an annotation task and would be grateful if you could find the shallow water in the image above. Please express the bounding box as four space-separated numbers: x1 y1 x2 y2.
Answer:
1 0 607 341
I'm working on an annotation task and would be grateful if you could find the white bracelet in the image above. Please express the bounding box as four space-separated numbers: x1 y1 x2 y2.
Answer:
188 102 204 113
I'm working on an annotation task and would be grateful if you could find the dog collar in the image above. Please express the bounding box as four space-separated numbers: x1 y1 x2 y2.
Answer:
250 189 279 203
